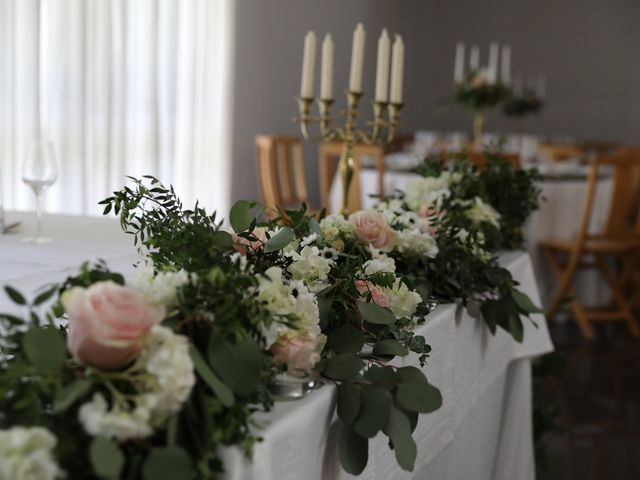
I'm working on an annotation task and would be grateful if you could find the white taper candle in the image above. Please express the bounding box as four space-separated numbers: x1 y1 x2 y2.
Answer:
300 31 316 98
374 29 391 102
487 42 499 84
501 45 511 85
469 45 480 70
390 34 404 104
349 23 366 93
320 34 334 99
454 42 465 84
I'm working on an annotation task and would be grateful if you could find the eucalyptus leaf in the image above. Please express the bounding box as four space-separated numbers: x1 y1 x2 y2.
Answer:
323 353 365 381
337 383 361 424
308 217 321 235
4 285 26 305
22 327 66 370
508 314 524 343
142 447 192 480
372 339 409 357
229 200 253 233
357 302 395 325
337 421 369 475
363 365 397 387
211 230 233 249
32 285 59 306
189 347 234 406
317 297 332 330
383 406 417 471
480 299 499 334
90 437 124 479
396 382 442 414
328 325 365 354
512 289 544 314
353 386 393 438
208 336 263 396
264 227 295 253
53 379 92 413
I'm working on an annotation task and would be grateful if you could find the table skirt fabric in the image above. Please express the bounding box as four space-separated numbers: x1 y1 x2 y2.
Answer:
219 252 553 480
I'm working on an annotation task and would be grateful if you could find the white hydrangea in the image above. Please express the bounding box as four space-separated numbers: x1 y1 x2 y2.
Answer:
0 427 63 480
363 246 396 275
285 245 335 293
319 214 353 250
129 262 192 308
79 393 153 440
466 196 501 228
256 267 321 347
383 279 422 320
78 326 195 440
396 228 439 258
404 173 452 211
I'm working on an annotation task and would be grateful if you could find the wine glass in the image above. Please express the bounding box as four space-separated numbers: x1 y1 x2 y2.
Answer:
22 139 58 244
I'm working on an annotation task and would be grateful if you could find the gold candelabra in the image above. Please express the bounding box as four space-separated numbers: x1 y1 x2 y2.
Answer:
296 92 403 214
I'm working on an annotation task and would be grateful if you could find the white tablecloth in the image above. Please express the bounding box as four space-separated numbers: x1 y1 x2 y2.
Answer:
219 252 553 480
0 213 554 480
0 211 139 310
330 169 613 307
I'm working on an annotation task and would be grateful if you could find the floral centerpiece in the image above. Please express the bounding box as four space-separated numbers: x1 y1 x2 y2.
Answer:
502 87 544 119
0 158 541 478
447 69 510 148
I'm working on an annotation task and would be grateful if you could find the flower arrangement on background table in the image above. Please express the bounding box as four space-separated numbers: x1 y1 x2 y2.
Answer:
0 154 542 479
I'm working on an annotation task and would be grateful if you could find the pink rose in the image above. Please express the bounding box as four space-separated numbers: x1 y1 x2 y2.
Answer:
271 332 327 373
232 227 267 255
355 280 389 308
348 210 395 250
62 281 165 370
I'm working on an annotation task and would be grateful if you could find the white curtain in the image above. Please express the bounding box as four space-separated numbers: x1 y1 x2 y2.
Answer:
0 0 233 216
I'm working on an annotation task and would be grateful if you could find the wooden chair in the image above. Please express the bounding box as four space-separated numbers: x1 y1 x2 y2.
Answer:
539 152 640 339
256 135 312 216
318 142 385 212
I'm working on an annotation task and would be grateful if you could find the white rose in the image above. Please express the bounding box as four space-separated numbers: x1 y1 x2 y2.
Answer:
383 279 422 320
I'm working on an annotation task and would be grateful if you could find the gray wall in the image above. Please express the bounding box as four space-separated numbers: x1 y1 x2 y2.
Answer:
231 0 640 205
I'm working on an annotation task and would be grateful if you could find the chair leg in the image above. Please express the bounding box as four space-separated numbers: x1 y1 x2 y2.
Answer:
542 246 596 339
595 254 640 337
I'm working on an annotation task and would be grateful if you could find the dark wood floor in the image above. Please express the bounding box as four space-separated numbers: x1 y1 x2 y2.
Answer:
536 321 640 480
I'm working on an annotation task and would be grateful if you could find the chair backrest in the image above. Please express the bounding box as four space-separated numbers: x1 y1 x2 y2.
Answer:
318 141 385 212
539 143 582 162
255 135 308 213
575 152 640 245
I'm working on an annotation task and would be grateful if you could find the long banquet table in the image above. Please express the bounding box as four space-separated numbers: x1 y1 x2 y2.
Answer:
0 212 553 480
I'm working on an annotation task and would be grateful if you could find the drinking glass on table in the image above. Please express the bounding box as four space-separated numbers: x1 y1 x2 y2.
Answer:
22 139 58 243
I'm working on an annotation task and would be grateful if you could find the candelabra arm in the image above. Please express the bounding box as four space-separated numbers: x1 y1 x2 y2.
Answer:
386 102 403 145
370 101 387 142
296 97 314 139
318 98 334 137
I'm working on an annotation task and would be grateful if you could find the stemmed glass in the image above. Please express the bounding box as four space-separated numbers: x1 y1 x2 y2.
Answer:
22 139 58 244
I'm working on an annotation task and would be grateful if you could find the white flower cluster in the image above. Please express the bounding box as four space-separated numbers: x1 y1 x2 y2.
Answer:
0 426 63 480
285 244 336 293
383 279 423 320
129 262 193 308
79 326 195 440
363 246 396 275
376 203 439 258
319 214 354 251
466 196 501 229
404 172 454 211
256 266 321 347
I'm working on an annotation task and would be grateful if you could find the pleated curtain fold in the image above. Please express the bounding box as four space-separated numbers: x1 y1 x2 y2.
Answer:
0 0 233 215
